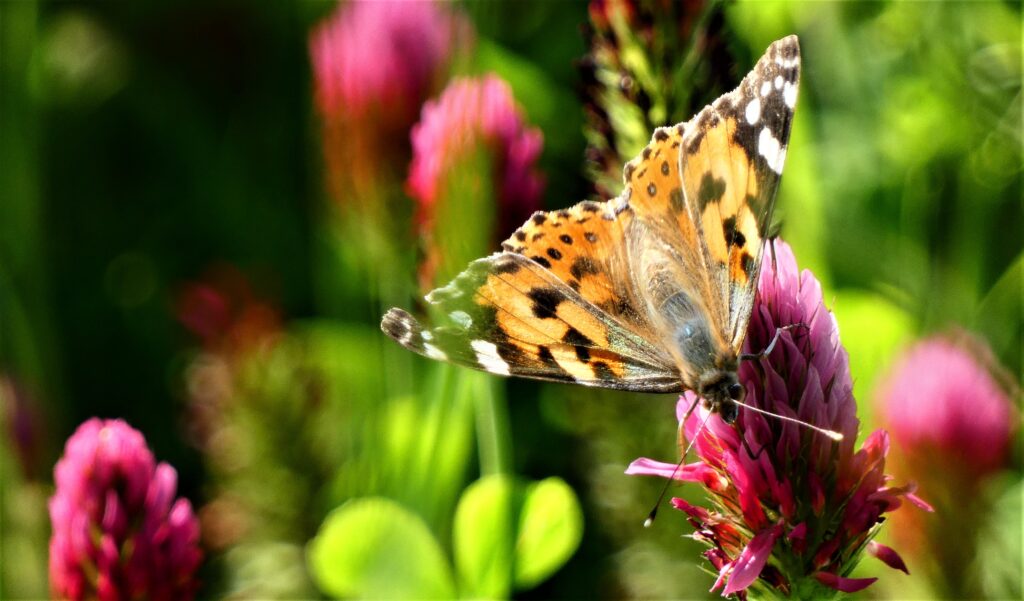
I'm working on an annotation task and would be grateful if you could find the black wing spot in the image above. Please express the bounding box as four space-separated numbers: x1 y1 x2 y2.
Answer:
532 232 544 242
538 345 558 368
570 256 600 280
584 232 598 243
647 183 657 197
562 327 594 363
654 129 669 142
581 201 602 213
661 161 670 176
670 188 685 213
742 252 756 277
515 230 527 242
722 216 746 248
592 362 616 381
547 247 563 260
528 287 563 319
559 234 573 245
697 173 726 209
493 258 521 275
557 209 571 219
569 280 581 292
532 213 546 225
624 163 636 180
531 256 551 269
642 147 652 159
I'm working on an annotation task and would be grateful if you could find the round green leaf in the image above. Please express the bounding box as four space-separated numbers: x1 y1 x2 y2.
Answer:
307 497 455 599
453 474 515 599
513 477 583 589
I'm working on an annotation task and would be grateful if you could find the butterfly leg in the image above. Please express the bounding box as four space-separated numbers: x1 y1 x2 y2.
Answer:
739 323 808 362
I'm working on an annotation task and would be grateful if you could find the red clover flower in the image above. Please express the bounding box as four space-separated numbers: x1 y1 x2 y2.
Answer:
875 333 1018 598
309 0 470 202
49 418 202 600
407 74 545 287
627 240 931 598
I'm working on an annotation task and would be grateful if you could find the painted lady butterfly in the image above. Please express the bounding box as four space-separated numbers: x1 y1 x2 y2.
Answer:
383 36 800 424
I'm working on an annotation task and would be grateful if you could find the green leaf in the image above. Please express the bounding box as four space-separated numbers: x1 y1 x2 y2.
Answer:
308 497 455 600
513 477 583 589
453 474 515 599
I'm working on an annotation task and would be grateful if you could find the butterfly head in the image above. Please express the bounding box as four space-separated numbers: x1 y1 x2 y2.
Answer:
698 368 744 424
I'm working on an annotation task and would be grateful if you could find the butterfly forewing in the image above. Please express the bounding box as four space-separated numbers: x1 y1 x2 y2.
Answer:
684 36 800 350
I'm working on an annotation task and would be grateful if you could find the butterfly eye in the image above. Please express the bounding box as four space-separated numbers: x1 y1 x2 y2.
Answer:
728 383 744 401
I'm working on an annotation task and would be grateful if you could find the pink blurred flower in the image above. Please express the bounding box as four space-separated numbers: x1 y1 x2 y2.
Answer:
877 334 1017 476
407 74 545 228
49 418 202 600
406 74 544 288
875 333 1018 598
310 0 464 124
309 1 471 202
627 240 930 598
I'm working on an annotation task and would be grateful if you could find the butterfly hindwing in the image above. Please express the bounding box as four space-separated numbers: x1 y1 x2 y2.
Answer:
382 252 681 391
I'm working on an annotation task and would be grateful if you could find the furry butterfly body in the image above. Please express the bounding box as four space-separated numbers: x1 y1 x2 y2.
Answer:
382 36 801 422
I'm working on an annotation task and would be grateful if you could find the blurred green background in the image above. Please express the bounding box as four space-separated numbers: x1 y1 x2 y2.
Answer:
1 1 1020 599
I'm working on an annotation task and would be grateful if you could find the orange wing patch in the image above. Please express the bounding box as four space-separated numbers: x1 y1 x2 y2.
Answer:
499 199 648 333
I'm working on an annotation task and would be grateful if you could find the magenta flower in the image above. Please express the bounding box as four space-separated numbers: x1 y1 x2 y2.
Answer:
309 0 465 124
408 74 545 228
877 334 1017 476
49 418 202 601
309 0 470 202
407 74 545 287
627 240 931 598
875 334 1017 598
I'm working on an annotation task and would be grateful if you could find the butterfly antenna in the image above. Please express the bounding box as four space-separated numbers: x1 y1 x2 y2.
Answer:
644 408 713 528
731 399 843 441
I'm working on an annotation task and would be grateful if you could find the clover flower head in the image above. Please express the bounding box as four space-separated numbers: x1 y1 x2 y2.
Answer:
407 74 545 226
309 0 466 124
49 418 202 600
309 0 471 202
627 240 931 597
877 333 1018 477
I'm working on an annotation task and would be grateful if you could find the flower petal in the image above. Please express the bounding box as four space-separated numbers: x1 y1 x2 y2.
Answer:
670 497 709 522
814 571 877 593
625 458 719 484
867 541 909 574
906 492 935 512
711 560 732 593
722 524 783 595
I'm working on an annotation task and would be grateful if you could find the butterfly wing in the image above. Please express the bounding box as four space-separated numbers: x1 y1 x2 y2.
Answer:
623 36 800 353
382 36 800 391
382 250 681 392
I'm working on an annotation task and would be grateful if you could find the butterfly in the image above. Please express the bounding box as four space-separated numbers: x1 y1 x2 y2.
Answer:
382 36 800 425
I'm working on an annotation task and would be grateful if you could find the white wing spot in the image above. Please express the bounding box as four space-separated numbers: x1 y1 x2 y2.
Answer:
450 311 472 328
774 75 784 90
471 340 510 376
398 325 414 347
745 98 761 125
421 330 433 342
758 128 786 174
424 343 447 361
783 81 798 109
760 80 772 97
